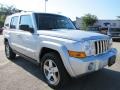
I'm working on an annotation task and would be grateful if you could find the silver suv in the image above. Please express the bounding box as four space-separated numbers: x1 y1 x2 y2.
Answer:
3 12 117 88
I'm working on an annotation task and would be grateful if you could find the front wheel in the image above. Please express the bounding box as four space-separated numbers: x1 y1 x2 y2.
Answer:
41 52 70 89
5 42 16 59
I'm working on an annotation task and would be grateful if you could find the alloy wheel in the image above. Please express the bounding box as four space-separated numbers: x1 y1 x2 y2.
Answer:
43 59 60 85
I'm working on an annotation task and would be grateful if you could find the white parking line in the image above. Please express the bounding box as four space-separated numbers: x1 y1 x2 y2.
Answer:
0 60 9 66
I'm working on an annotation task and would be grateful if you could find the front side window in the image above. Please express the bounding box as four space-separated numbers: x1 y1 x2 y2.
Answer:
10 16 19 29
35 13 76 30
19 15 33 29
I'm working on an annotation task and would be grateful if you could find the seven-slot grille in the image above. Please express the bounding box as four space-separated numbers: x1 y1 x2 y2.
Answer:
94 40 110 55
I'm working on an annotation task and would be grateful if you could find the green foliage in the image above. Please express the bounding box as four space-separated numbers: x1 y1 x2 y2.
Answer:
0 20 4 27
0 15 5 27
82 14 98 30
0 4 20 27
0 4 20 15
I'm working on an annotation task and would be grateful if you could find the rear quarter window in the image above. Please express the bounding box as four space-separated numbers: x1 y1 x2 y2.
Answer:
10 16 19 29
4 16 11 28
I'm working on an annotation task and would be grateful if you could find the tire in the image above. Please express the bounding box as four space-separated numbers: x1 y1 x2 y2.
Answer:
41 52 70 89
5 42 16 59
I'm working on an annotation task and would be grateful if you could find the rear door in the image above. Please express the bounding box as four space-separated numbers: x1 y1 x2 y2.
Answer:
9 16 20 50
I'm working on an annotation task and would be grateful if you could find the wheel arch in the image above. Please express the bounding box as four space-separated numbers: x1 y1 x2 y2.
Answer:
38 41 75 77
39 47 61 60
4 38 8 44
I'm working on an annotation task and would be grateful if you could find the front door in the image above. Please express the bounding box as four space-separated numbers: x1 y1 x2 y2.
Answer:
18 15 38 59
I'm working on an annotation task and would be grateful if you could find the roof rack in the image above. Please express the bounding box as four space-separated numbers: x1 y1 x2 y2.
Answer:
20 10 33 12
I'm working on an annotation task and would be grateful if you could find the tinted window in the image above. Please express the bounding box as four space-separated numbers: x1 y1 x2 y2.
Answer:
35 13 76 30
19 15 33 29
10 16 19 29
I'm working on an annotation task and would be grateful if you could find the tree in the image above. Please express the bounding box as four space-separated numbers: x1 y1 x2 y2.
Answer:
0 15 5 27
0 4 21 27
82 14 98 29
0 4 21 15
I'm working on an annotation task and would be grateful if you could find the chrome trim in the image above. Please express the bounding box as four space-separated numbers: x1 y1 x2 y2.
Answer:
100 41 103 54
97 41 99 54
94 39 110 55
103 40 105 53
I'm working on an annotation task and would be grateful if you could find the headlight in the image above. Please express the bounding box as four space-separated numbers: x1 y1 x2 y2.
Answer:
82 41 94 56
68 40 94 58
83 41 91 50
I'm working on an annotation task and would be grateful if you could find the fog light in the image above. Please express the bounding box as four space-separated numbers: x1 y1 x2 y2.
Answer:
88 62 95 71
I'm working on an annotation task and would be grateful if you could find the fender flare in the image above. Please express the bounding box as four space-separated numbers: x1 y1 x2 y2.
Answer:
37 41 75 77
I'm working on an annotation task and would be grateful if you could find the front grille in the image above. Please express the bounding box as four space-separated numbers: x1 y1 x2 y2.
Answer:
94 40 109 55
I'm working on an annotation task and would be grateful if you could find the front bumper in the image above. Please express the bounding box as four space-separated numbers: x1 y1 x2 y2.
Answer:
69 48 117 77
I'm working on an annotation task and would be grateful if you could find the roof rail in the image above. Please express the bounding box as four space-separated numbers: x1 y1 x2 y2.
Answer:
20 10 33 13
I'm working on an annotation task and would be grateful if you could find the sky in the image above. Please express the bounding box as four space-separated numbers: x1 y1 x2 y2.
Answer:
0 0 120 20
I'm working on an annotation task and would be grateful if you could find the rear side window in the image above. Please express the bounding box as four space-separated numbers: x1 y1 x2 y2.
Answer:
10 16 19 29
4 16 10 28
19 15 33 29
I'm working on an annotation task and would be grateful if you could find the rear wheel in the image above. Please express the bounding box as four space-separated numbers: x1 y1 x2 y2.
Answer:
5 42 16 59
41 52 70 89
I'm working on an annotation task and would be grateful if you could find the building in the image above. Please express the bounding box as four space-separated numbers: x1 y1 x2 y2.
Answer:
75 17 120 29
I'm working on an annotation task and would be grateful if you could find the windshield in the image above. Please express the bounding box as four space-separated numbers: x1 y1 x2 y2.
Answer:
35 13 76 30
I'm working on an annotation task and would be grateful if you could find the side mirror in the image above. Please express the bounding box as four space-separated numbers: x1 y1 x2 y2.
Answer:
19 25 34 33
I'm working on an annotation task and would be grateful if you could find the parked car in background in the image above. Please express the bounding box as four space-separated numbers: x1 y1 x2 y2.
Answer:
87 26 108 35
87 26 100 33
87 26 111 36
100 28 109 35
109 28 120 41
87 26 120 41
0 28 3 34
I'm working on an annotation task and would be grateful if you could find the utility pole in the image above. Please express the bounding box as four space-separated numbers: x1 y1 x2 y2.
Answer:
45 0 48 12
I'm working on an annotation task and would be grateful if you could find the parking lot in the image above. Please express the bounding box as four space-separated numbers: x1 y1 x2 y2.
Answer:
0 35 120 90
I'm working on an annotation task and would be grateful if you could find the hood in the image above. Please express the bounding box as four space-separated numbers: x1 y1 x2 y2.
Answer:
37 29 109 41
